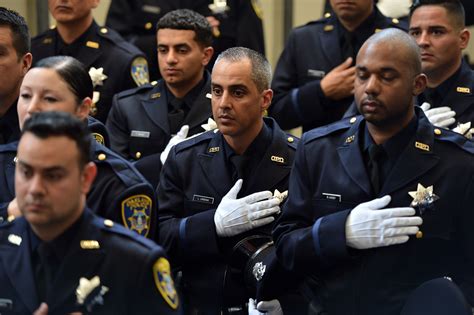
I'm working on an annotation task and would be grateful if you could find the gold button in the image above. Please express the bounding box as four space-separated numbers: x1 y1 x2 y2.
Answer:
145 22 153 30
392 18 399 24
100 27 108 34
7 215 15 222
287 137 294 143
151 80 158 86
350 117 357 124
104 219 114 227
416 231 423 239
434 128 442 135
324 12 331 18
98 153 106 161
136 152 142 159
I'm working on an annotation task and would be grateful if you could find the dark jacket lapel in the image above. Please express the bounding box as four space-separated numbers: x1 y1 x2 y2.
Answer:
2 218 39 313
244 118 292 194
198 133 233 197
336 119 372 196
319 15 342 69
48 211 106 312
141 81 170 135
381 110 440 195
74 22 103 68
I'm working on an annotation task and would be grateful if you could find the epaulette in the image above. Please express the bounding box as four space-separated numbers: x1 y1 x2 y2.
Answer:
304 116 357 143
285 134 299 150
96 27 142 56
432 127 474 155
388 17 408 31
174 130 216 153
93 144 144 184
303 16 329 27
115 82 157 99
94 216 156 249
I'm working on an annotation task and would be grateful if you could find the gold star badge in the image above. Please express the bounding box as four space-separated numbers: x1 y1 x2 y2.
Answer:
89 67 108 88
408 183 439 214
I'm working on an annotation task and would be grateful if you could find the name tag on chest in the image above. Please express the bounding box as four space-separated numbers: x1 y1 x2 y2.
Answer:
193 194 215 205
131 130 150 138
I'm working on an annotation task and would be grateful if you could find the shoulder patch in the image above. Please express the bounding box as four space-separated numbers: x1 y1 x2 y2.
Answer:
92 133 105 145
121 194 152 237
304 116 355 143
174 131 216 153
153 257 179 310
130 57 150 86
434 128 474 154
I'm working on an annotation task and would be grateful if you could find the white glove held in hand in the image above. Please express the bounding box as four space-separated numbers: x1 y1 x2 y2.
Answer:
248 298 283 315
214 179 280 237
420 102 456 128
345 195 422 249
160 125 189 164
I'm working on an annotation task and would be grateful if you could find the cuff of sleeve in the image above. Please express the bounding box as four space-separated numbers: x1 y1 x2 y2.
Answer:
178 209 220 259
314 209 352 265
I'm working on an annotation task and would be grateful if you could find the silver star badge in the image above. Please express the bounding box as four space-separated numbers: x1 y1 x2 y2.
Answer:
253 261 266 281
408 183 439 214
273 189 288 204
89 67 108 88
76 276 109 311
201 118 218 131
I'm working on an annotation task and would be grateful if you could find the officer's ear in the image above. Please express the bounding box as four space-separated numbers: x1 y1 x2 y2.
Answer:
20 53 32 77
202 46 214 67
459 28 470 50
413 73 427 97
76 97 92 121
81 161 97 195
261 88 273 112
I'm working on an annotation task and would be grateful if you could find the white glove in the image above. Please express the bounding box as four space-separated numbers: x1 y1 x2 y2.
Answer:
345 195 422 249
248 298 283 315
214 179 281 237
420 102 456 128
160 125 189 164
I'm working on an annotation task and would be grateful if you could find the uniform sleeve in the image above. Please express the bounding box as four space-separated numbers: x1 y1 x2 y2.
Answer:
269 31 328 130
88 158 157 240
133 247 183 314
456 171 474 304
156 147 221 268
273 135 351 274
106 94 132 159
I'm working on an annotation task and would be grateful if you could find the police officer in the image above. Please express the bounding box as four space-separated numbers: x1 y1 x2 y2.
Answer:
273 29 474 315
106 9 214 175
409 0 474 137
0 111 180 314
269 0 406 132
105 0 265 80
0 8 32 144
31 0 150 123
157 47 301 314
0 56 156 240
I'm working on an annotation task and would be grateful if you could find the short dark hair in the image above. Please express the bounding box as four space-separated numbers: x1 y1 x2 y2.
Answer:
410 0 465 29
214 47 272 92
156 9 212 47
34 56 93 105
0 7 30 58
22 111 91 167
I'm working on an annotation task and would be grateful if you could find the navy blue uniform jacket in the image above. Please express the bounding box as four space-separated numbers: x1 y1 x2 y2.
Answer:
269 8 406 131
273 109 474 314
0 209 180 314
157 118 298 310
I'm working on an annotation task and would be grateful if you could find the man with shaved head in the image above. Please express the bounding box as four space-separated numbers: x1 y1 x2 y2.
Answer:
273 28 474 314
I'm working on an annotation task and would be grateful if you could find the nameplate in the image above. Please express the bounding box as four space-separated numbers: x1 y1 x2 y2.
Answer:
131 130 150 138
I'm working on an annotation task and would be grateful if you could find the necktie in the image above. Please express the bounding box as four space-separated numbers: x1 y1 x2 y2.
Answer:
168 98 185 135
367 144 385 195
34 243 55 302
342 31 356 61
230 154 248 182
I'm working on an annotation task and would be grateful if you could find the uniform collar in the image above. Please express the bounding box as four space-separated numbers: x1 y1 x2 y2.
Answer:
55 21 97 55
0 98 20 144
165 71 209 111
